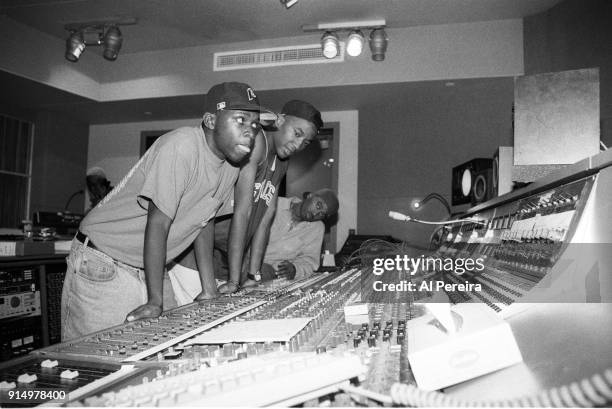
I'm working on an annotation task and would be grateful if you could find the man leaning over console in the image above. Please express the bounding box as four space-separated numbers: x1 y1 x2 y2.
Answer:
60 82 265 341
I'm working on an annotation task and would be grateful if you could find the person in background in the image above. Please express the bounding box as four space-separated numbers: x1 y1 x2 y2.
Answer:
170 188 339 306
61 82 265 340
85 167 113 212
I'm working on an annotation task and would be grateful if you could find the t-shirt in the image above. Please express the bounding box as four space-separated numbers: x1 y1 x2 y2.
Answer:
214 131 289 250
245 133 289 244
264 197 324 280
80 125 239 268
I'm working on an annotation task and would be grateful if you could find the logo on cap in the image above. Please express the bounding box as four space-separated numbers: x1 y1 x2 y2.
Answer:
217 102 226 110
247 88 256 101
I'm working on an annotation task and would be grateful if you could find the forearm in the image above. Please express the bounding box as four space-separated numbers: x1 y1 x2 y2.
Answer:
230 130 264 285
227 209 250 284
247 217 273 279
194 222 218 296
143 217 170 306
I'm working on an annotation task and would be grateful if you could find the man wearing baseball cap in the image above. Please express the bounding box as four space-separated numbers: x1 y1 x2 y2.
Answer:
230 100 324 288
170 99 324 295
61 82 264 340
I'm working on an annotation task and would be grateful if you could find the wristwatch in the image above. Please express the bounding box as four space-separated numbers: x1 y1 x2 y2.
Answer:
247 271 261 281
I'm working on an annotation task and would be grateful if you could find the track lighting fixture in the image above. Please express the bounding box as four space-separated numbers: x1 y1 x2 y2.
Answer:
65 31 85 62
303 19 388 61
102 25 123 61
369 28 389 61
321 31 340 59
346 30 365 57
279 0 298 8
63 18 135 62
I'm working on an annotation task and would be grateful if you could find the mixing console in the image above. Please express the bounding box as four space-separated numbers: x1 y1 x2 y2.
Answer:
81 352 365 407
1 151 611 407
37 296 265 362
0 355 125 407
430 176 595 313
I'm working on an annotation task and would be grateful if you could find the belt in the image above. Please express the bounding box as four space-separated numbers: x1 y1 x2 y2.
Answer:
74 231 143 273
75 231 97 250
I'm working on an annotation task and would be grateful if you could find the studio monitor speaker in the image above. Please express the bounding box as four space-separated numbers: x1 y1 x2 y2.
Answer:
452 158 494 206
493 146 514 197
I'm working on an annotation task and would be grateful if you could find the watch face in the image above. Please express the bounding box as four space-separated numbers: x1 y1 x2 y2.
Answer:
461 169 472 197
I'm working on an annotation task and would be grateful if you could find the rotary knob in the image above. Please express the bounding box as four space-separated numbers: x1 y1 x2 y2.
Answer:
10 296 20 308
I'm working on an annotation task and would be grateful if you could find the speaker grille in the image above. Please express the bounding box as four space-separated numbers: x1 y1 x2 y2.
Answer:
452 158 493 206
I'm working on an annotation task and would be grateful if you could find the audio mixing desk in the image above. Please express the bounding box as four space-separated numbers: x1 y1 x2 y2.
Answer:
0 149 611 407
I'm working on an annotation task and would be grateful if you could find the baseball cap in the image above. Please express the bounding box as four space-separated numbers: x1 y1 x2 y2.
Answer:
204 82 264 113
281 100 323 132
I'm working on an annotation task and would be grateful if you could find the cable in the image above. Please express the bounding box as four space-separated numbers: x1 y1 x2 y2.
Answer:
388 368 612 407
341 238 408 268
428 226 448 250
339 384 394 404
389 210 486 225
64 189 84 211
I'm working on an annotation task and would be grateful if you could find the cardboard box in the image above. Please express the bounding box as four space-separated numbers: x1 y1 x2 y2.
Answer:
407 303 522 391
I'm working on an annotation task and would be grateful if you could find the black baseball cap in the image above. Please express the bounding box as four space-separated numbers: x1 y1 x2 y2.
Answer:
281 100 323 132
204 82 264 113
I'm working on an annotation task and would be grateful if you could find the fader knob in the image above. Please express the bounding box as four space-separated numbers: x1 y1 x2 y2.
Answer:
368 336 376 347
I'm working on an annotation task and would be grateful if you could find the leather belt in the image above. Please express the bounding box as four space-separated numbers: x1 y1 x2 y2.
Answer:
75 230 97 250
74 232 143 273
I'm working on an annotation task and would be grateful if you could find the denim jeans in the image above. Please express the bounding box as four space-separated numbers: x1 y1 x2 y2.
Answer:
61 239 177 341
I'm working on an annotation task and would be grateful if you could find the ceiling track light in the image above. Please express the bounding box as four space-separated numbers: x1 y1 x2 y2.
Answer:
321 31 340 59
303 19 388 61
65 30 85 62
63 18 135 62
369 28 389 61
103 25 122 61
346 30 365 57
280 0 298 8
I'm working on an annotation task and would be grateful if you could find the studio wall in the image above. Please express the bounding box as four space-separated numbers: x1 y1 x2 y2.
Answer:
356 78 515 247
524 0 612 146
30 111 89 215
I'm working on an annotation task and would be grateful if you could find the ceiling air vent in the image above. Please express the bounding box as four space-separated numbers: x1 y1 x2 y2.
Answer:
213 43 344 71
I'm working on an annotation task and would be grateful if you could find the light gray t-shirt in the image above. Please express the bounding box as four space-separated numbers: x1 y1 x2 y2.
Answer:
81 125 239 267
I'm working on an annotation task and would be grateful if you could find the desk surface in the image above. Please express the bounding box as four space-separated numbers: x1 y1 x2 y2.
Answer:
446 303 612 401
0 252 67 264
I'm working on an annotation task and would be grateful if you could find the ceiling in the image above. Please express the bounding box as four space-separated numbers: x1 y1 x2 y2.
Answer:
0 0 561 123
1 0 561 54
